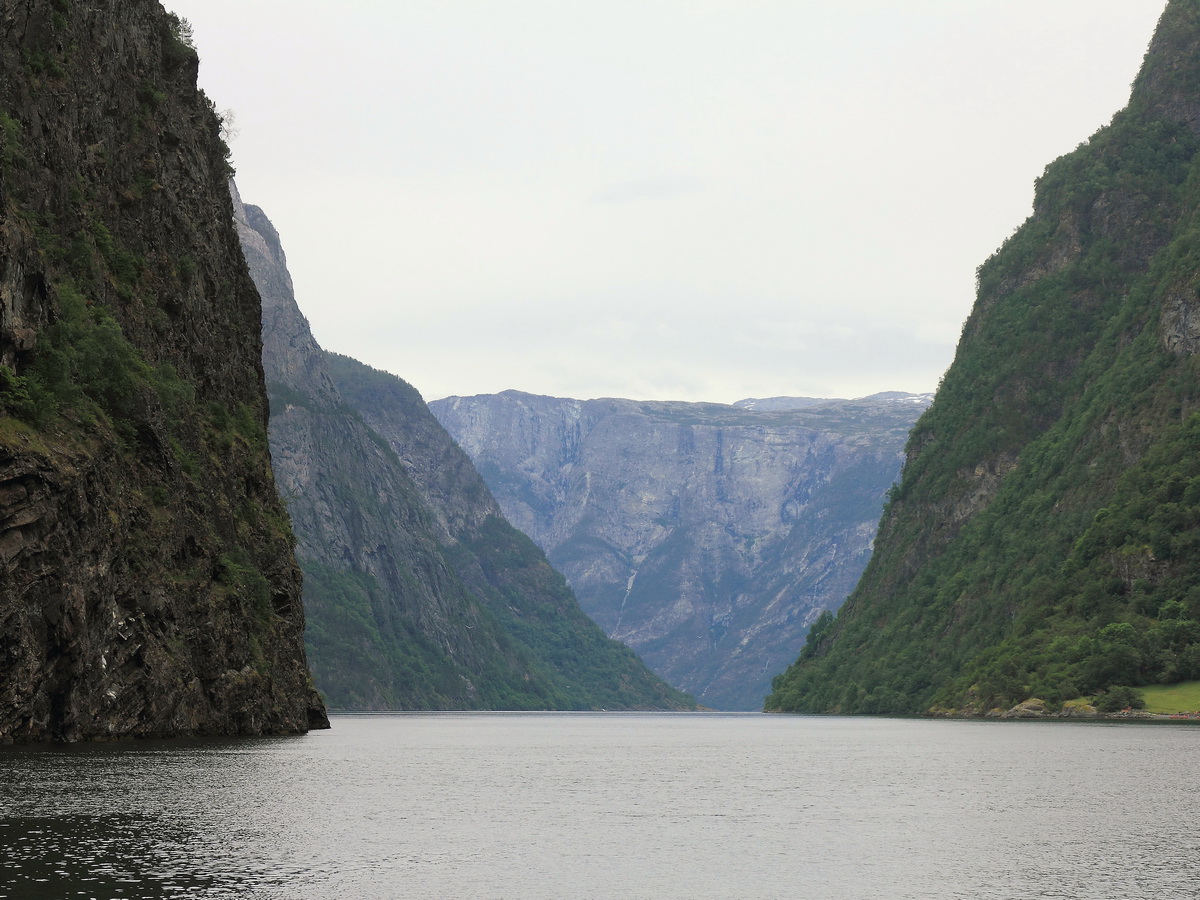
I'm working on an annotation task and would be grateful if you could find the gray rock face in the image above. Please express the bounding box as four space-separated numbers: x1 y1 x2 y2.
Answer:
430 391 930 709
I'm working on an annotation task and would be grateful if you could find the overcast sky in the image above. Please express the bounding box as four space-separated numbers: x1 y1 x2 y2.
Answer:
170 0 1168 404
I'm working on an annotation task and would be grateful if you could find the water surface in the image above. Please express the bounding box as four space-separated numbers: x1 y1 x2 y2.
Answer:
2 712 1198 898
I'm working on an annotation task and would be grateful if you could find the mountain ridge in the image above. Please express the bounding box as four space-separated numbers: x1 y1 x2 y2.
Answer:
237 197 693 711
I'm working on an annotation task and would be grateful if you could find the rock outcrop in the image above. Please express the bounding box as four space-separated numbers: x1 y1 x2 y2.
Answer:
430 391 929 709
0 0 325 740
237 198 692 711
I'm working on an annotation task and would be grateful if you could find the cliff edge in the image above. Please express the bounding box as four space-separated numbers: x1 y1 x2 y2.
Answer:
0 0 325 740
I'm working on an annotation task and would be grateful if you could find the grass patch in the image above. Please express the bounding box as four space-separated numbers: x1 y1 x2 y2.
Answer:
0 414 51 454
1140 681 1200 714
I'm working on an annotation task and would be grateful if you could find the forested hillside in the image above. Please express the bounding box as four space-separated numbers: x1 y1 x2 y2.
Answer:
324 353 694 711
768 1 1200 715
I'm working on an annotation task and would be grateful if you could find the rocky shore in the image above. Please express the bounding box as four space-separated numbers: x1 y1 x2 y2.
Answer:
929 698 1200 721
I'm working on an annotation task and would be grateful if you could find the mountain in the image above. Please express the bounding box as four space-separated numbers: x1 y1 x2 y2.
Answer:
0 0 325 740
236 198 692 711
430 390 930 709
768 1 1200 716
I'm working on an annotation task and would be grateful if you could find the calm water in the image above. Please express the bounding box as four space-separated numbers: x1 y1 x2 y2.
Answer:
1 712 1198 899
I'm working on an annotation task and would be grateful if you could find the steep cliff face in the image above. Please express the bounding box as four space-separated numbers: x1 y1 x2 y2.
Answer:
0 0 325 740
430 391 929 709
238 200 692 710
769 1 1200 715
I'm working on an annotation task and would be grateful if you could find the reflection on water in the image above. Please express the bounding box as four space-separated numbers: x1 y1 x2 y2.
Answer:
2 814 239 899
2 714 1200 899
0 737 296 899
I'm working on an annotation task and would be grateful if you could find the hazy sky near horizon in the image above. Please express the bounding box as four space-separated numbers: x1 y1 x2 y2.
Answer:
171 0 1168 404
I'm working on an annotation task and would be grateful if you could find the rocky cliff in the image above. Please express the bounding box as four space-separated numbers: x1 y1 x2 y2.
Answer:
430 391 929 709
769 1 1200 715
237 199 692 710
0 0 325 740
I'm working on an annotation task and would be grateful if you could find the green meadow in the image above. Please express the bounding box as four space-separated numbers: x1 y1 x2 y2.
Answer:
1139 681 1200 715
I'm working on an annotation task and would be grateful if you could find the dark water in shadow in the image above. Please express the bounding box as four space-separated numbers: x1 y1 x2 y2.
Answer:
2 713 1199 899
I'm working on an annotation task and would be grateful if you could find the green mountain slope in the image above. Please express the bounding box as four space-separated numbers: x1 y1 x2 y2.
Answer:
325 353 694 711
236 198 692 710
768 1 1200 715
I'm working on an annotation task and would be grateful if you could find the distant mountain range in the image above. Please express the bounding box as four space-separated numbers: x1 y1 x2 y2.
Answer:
734 392 933 412
431 390 930 709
